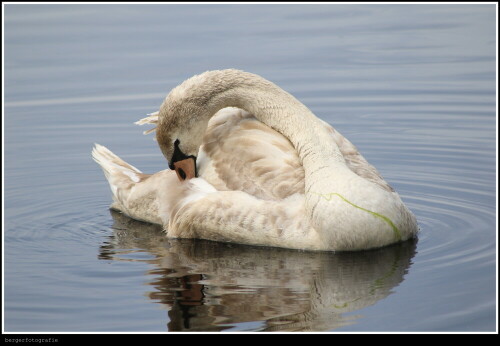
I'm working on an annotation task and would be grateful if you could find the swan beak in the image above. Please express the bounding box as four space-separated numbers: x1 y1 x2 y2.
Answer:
173 157 197 181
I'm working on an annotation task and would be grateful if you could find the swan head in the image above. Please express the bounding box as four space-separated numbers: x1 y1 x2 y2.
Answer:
155 69 237 182
156 106 209 182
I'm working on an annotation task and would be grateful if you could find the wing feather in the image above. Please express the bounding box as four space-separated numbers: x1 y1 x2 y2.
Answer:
199 108 305 200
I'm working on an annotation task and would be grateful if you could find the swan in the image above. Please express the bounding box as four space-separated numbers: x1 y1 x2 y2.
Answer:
92 69 418 251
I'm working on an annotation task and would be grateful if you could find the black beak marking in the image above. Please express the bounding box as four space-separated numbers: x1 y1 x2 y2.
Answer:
170 139 198 177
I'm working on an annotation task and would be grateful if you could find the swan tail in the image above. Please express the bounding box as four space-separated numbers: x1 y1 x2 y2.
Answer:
92 144 145 205
135 111 158 136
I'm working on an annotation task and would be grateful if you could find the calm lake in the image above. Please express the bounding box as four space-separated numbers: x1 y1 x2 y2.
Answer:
3 4 497 332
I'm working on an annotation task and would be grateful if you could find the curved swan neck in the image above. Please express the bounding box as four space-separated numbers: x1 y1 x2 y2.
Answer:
170 69 343 167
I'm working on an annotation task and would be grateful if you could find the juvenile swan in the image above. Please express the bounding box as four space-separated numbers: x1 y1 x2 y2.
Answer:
93 69 418 251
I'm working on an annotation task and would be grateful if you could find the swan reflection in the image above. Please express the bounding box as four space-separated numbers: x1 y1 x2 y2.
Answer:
99 210 417 331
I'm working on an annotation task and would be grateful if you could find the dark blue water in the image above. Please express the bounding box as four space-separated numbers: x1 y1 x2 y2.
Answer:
3 4 497 332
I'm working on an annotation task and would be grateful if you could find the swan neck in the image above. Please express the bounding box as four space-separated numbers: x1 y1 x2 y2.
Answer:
198 70 343 166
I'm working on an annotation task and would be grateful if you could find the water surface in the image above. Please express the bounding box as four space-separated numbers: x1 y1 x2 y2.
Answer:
3 4 497 332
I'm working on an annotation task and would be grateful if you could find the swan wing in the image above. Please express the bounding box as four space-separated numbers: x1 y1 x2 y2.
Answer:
199 107 305 200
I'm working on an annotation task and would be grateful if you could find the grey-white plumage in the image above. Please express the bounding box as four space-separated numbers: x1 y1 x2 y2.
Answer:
93 69 418 251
